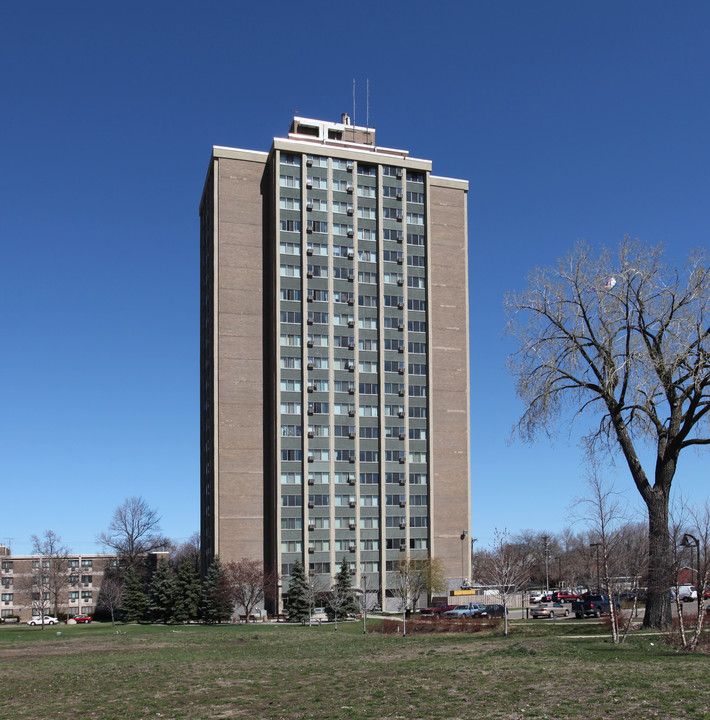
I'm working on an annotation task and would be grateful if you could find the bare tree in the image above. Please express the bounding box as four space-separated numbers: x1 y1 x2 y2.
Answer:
30 531 70 618
480 530 533 636
98 497 167 571
224 559 276 623
97 573 123 629
507 239 710 629
574 461 628 643
170 532 201 574
684 502 710 651
390 554 447 637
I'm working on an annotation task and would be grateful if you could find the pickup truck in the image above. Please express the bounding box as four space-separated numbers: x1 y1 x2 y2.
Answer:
571 594 620 618
420 602 456 616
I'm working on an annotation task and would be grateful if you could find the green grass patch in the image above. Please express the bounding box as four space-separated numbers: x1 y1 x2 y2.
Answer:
1 620 709 719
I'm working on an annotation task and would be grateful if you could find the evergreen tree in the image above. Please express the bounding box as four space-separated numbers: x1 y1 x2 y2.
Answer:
327 557 359 622
173 560 201 623
148 560 177 623
284 560 310 622
200 557 232 623
122 565 149 623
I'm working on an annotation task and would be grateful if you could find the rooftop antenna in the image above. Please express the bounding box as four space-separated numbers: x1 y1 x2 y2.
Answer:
366 78 370 129
352 78 356 140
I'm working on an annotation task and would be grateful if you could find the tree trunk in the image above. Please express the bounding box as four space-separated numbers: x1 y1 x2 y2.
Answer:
643 488 672 629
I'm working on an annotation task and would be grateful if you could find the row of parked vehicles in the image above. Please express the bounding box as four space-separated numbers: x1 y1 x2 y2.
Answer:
420 601 506 618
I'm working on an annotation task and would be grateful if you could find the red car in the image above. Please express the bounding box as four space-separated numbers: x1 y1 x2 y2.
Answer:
73 614 92 624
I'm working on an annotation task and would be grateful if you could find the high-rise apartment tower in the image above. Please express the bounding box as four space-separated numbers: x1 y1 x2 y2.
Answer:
200 115 470 611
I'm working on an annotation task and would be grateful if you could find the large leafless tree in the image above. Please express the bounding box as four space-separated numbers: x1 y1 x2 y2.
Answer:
30 530 70 618
507 239 710 628
98 497 167 571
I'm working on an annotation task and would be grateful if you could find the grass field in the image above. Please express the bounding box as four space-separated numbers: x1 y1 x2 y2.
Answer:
1 618 708 720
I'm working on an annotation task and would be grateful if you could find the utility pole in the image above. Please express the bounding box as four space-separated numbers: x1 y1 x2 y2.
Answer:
542 535 550 593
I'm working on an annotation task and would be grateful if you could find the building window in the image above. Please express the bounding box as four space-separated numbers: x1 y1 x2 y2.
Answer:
307 241 328 256
280 425 302 438
280 288 302 301
357 185 377 198
279 264 301 277
280 357 302 370
280 334 302 347
81 560 93 568
308 471 330 484
360 495 379 507
280 401 302 414
282 517 303 530
307 176 328 189
281 495 303 507
281 449 302 461
280 197 302 211
280 174 301 188
281 153 301 166
280 241 301 256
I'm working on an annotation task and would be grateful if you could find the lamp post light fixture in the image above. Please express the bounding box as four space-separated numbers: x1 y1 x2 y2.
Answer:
460 530 468 586
589 542 602 594
680 533 701 619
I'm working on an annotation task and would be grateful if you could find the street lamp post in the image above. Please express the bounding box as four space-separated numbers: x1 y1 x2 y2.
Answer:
460 530 468 586
590 543 602 594
680 533 701 619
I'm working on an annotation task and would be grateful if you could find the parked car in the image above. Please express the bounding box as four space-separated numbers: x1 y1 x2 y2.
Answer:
420 602 457 616
531 602 569 619
670 585 698 602
572 594 620 618
443 603 487 618
28 615 59 626
472 604 506 618
73 614 92 624
529 592 546 604
551 591 580 603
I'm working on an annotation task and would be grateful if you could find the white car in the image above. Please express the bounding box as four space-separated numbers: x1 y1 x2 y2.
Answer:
671 585 698 602
28 615 59 626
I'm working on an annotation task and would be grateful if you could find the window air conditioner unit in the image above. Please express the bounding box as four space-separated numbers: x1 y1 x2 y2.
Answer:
397 257 403 265
400 543 407 551
398 346 404 354
348 456 356 464
396 169 403 179
308 547 315 554
307 385 314 393
396 192 403 200
306 158 313 167
307 318 313 325
348 342 355 350
398 367 405 375
396 232 403 243
348 474 356 484
348 409 355 417
306 202 313 211
399 457 406 464
306 180 313 189
307 362 314 370
347 208 354 216
348 387 355 394
347 298 354 306
399 500 407 507
308 456 314 463
348 274 354 282
348 364 355 372
307 431 314 438
398 389 405 397
349 500 357 508
398 477 406 486
306 271 313 278
398 324 404 331
397 278 403 286
307 340 314 348
399 521 406 529
396 213 403 222
308 501 315 508
398 410 405 418
308 523 315 530
397 302 404 310
349 545 357 553
306 225 313 234
307 294 314 302
347 319 355 328
347 229 354 238
307 476 315 484
349 432 356 439
349 521 357 530
306 248 314 256
307 409 314 416
346 184 354 193
347 251 354 259
347 162 354 172
399 433 406 441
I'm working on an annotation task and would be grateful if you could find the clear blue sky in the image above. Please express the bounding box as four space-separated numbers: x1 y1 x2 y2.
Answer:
2 1 708 555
